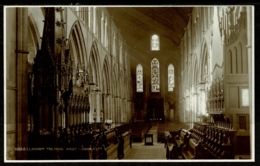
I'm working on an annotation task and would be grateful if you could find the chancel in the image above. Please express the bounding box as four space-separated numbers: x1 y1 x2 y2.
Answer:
5 6 254 161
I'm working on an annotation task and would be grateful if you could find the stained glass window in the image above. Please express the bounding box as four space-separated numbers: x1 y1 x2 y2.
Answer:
136 64 143 92
151 58 160 92
151 34 160 51
168 64 174 91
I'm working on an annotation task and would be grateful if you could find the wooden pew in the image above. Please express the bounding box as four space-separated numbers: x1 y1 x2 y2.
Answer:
131 122 151 142
122 131 131 156
105 129 119 159
174 122 237 159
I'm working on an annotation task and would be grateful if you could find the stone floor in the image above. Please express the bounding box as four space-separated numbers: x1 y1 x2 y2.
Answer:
123 125 166 160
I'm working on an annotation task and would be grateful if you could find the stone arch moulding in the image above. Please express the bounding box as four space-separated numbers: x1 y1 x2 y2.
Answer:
192 56 199 91
112 64 118 96
68 20 88 73
199 39 209 84
88 40 102 89
66 21 88 94
28 15 41 50
102 55 111 95
120 69 125 97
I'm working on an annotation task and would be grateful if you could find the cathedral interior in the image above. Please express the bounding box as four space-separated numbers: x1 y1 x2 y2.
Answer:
5 6 254 161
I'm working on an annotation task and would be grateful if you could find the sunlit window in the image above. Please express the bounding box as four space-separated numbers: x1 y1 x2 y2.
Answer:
151 34 160 51
136 64 143 92
151 58 160 92
168 64 174 91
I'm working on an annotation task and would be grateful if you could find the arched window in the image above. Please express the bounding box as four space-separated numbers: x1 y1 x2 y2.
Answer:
151 58 160 92
151 34 160 51
136 64 143 92
168 64 174 91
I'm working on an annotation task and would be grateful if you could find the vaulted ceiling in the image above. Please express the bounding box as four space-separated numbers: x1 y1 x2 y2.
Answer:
107 7 193 63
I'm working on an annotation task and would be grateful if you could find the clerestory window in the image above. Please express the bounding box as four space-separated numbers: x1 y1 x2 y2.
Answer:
151 34 160 51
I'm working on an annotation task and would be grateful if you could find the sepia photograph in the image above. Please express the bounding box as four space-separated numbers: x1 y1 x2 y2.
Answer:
4 5 254 162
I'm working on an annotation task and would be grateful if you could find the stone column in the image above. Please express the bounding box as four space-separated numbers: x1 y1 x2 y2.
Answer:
112 96 115 123
70 105 73 126
246 6 253 138
116 97 119 125
125 99 128 122
96 92 101 122
52 105 55 131
113 96 116 126
118 97 121 123
15 7 29 160
104 94 109 120
6 8 17 160
89 92 94 123
65 100 70 128
117 98 120 123
86 103 89 124
122 100 125 123
55 103 60 132
107 95 111 120
110 96 114 124
119 98 122 123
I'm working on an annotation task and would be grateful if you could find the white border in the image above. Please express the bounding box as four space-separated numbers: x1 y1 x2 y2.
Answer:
4 5 6 163
3 5 255 163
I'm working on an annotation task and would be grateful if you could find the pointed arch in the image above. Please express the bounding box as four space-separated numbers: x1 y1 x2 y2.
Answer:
89 41 101 88
111 64 118 123
102 55 111 122
68 20 88 86
151 58 160 92
102 55 111 94
199 40 209 83
198 40 209 117
28 15 41 51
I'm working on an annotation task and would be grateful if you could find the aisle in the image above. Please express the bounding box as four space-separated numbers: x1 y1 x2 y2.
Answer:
124 125 166 160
